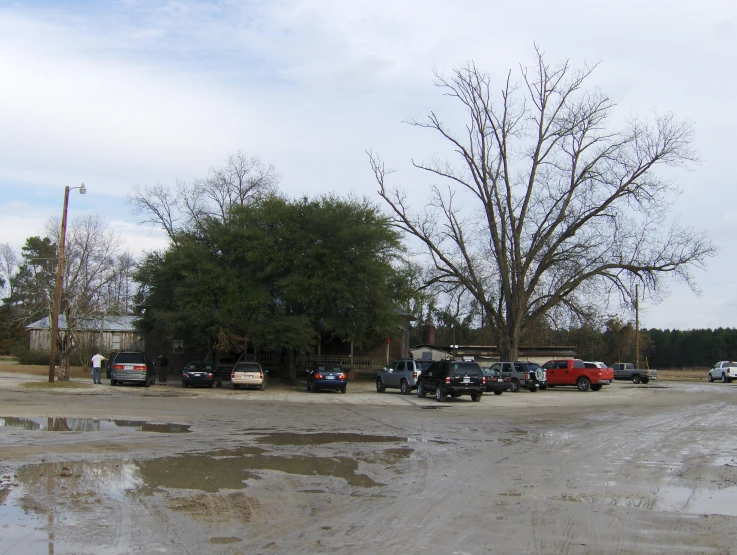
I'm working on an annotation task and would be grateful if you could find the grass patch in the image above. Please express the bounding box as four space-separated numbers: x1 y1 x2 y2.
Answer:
21 381 93 390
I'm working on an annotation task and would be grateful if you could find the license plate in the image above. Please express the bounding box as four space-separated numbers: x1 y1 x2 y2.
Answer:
326 374 334 380
497 378 503 382
124 365 133 370
462 378 470 383
599 380 610 384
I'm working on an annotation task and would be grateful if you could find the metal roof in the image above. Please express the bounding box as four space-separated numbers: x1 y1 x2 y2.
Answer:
26 315 139 332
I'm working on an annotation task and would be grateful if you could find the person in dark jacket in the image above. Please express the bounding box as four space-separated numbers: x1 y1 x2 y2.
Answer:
157 353 169 385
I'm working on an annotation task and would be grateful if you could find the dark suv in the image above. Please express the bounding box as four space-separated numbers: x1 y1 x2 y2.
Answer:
109 351 155 387
416 360 485 402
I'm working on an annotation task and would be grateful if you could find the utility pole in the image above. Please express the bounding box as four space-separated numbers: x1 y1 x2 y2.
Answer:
635 284 640 369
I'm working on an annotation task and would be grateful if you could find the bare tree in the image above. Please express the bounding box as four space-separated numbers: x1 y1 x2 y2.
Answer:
129 151 279 242
45 215 128 380
370 49 716 360
0 242 18 299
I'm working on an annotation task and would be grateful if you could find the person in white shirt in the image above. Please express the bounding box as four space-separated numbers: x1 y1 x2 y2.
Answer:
90 351 107 384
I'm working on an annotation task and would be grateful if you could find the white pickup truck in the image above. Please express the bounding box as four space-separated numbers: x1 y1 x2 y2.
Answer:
707 361 737 383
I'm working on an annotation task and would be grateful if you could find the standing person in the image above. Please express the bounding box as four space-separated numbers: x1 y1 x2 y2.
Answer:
157 353 169 385
90 351 107 385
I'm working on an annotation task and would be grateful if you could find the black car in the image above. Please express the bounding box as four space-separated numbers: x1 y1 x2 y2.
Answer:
109 351 155 387
416 360 485 402
481 367 512 395
181 361 222 388
306 363 348 393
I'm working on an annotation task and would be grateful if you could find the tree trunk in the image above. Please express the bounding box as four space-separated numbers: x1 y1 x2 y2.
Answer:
58 353 70 381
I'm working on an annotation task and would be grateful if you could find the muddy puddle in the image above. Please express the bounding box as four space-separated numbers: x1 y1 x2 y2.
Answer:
249 432 406 445
0 438 413 553
0 416 191 433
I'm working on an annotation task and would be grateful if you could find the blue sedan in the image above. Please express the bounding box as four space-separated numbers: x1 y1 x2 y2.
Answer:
306 364 347 393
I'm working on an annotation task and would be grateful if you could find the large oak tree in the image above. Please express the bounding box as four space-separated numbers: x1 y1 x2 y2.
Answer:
370 50 715 360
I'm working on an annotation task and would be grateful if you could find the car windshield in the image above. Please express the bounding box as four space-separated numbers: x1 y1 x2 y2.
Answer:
316 365 343 373
234 363 260 371
185 362 214 370
449 362 481 376
114 353 146 364
482 368 500 377
416 361 432 371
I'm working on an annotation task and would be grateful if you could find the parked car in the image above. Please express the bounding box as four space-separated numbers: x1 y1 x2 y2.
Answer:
707 361 737 383
376 359 432 395
481 367 512 395
416 360 485 402
231 362 267 390
490 361 547 392
306 363 347 393
541 358 614 392
610 362 657 384
109 351 155 387
181 361 222 388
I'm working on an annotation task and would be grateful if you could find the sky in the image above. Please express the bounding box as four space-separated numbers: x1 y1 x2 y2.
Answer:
0 0 735 330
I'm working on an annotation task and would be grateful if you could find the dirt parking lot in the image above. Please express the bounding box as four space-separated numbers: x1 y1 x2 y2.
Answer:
0 367 736 554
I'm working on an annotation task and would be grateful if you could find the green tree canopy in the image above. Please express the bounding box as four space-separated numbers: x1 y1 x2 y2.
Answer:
136 195 412 380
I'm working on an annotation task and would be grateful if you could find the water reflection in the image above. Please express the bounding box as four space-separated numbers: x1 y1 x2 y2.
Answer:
0 416 190 433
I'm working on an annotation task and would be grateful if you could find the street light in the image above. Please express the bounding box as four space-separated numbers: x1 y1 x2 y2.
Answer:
48 183 86 382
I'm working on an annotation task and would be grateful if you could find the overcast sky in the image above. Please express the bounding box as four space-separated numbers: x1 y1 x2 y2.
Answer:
1 0 735 330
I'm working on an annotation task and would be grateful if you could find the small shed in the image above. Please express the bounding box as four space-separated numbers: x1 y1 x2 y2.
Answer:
26 315 142 353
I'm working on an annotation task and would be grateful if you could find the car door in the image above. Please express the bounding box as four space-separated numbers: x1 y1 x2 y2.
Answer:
384 361 400 387
393 361 407 387
422 362 442 392
499 362 513 381
543 361 560 385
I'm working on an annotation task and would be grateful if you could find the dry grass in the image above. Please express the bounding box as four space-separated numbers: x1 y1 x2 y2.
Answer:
656 369 706 381
0 363 92 380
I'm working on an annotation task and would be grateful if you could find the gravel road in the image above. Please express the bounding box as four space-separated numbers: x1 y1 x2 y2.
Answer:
1 372 736 554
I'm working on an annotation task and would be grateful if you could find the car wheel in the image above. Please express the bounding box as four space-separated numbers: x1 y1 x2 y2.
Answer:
417 383 426 398
528 385 538 392
510 379 520 393
471 393 482 402
435 386 446 402
641 378 650 384
723 373 728 383
376 377 385 393
260 382 267 391
707 373 714 382
539 384 548 390
111 380 116 386
632 375 642 384
493 391 503 395
576 377 591 392
233 384 239 390
400 380 410 395
341 387 346 394
144 377 151 387
591 384 603 391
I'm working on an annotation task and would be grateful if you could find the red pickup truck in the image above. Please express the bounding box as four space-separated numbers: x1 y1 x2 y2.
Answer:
541 359 614 392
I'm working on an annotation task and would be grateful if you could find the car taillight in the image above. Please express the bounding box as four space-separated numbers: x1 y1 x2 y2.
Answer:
182 373 188 377
314 373 324 379
445 377 451 384
207 373 213 378
133 365 146 371
504 377 511 382
260 371 263 379
338 374 346 380
113 364 125 370
231 372 236 378
413 371 419 378
482 376 487 384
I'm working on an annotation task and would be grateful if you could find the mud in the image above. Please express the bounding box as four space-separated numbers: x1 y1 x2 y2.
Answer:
0 372 736 553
